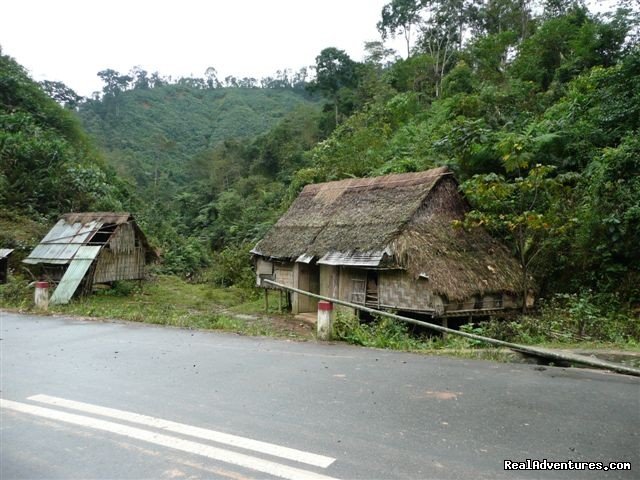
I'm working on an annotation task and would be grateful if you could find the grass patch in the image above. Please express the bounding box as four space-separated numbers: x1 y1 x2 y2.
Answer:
4 274 637 354
331 308 640 357
0 274 295 338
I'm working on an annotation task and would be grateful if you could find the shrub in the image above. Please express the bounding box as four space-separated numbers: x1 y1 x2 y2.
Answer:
207 243 257 292
478 291 640 344
332 311 428 350
95 280 139 297
0 275 31 307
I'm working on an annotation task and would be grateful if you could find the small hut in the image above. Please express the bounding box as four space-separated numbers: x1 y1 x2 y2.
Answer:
252 167 527 320
0 248 14 284
24 212 156 304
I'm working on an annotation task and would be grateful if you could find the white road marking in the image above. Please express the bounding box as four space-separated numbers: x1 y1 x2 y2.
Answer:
1 399 340 480
28 394 334 468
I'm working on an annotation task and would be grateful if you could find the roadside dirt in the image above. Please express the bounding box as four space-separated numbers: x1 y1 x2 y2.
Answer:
225 311 316 339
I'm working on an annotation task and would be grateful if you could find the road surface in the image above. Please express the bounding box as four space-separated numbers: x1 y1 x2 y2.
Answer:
1 311 638 479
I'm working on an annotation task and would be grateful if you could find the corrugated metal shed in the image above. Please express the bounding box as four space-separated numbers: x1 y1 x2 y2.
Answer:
0 249 14 259
24 220 102 264
50 246 101 305
317 250 387 267
24 212 155 302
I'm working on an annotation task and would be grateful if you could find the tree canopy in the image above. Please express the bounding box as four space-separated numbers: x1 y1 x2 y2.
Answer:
5 0 639 305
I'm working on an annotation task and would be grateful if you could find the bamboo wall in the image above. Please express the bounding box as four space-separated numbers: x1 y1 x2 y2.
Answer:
378 270 444 314
92 224 146 283
93 247 145 283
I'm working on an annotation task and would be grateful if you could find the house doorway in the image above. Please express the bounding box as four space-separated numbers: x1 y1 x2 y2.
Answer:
365 271 379 308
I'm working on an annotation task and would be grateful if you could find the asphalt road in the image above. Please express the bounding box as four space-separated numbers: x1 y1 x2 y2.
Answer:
1 311 638 480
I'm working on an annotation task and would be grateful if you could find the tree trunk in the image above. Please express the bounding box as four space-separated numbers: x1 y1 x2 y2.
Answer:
404 27 411 59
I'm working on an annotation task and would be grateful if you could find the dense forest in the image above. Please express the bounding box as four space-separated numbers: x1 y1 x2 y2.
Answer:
0 52 132 248
1 0 639 316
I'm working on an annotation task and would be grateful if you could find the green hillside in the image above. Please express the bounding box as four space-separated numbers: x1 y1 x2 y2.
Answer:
2 1 638 343
0 50 131 253
78 85 318 197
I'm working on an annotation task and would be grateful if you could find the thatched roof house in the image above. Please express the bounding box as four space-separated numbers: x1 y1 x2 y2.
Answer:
252 167 525 318
24 212 156 304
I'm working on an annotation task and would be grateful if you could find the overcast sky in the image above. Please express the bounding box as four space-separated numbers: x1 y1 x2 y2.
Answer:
1 0 625 98
1 0 403 97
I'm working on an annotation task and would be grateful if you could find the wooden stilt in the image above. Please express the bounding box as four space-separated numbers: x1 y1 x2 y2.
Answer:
278 290 282 313
264 289 269 313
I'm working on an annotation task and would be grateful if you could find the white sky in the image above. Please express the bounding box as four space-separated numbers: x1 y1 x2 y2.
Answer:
0 0 625 98
0 0 402 97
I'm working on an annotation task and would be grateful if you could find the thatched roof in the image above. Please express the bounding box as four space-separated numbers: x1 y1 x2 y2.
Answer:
254 168 449 258
253 167 523 300
60 212 131 225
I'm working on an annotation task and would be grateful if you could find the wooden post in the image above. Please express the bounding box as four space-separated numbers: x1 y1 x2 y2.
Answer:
264 289 269 313
278 290 282 313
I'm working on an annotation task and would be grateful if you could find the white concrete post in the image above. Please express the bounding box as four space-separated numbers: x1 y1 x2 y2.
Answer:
34 281 49 310
317 300 333 340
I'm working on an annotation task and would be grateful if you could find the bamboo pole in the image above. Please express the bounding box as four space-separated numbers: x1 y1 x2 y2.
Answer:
262 279 640 377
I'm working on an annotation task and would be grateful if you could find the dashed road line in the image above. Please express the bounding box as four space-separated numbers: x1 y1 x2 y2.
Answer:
28 394 334 468
1 398 339 480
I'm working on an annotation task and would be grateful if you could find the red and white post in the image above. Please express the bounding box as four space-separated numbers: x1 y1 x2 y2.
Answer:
317 300 333 340
34 281 49 310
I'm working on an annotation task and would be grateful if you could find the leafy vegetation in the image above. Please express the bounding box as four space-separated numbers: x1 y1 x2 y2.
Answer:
0 275 311 339
1 0 639 348
0 50 131 219
478 292 640 346
296 2 640 309
78 83 317 201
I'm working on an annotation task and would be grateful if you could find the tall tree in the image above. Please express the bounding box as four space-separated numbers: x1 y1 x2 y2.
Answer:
309 48 358 125
417 10 459 96
40 80 83 109
479 0 534 41
130 66 150 89
363 40 398 67
205 67 220 89
97 69 132 97
378 0 427 58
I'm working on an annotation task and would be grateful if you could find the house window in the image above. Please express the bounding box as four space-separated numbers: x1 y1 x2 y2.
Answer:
350 279 366 304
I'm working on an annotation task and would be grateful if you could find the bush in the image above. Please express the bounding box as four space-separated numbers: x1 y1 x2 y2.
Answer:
162 237 211 277
478 291 640 344
0 275 31 308
332 311 428 350
94 280 140 297
207 244 257 291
